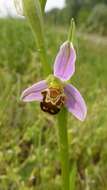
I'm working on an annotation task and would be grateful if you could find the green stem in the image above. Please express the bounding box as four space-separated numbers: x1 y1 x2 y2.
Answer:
39 0 47 12
57 108 70 190
22 0 50 76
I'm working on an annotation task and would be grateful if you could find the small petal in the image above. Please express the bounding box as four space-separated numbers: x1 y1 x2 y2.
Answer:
64 84 87 121
21 80 48 102
54 41 76 81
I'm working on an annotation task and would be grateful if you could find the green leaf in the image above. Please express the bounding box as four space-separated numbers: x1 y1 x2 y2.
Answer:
22 0 50 75
39 0 47 12
68 18 76 45
70 162 77 190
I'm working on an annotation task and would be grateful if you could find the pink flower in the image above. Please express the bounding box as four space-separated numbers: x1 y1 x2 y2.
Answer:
21 41 87 121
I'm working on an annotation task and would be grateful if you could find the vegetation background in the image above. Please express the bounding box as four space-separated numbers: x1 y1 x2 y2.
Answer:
0 0 107 189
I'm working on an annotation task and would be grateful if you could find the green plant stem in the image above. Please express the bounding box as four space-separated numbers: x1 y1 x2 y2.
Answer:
39 0 47 12
22 0 50 76
57 108 70 190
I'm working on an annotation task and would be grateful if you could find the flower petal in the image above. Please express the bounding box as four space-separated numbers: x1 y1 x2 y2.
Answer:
64 84 87 121
21 80 48 102
54 41 76 81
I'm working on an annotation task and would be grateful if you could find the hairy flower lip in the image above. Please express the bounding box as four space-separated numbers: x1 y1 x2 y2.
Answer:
21 41 87 121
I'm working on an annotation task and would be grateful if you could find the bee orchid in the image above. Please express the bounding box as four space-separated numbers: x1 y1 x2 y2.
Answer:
21 41 87 121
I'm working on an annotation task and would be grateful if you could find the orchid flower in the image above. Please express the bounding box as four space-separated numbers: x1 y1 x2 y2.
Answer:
21 41 87 121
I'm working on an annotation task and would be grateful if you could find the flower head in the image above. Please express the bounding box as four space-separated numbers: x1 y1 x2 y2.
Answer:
21 41 87 121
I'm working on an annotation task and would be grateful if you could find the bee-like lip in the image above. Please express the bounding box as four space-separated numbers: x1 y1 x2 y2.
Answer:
40 101 60 115
40 87 65 115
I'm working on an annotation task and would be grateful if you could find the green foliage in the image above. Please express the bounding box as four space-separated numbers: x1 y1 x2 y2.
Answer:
57 108 69 190
65 0 86 21
45 8 69 25
23 0 50 75
0 19 107 189
77 7 90 26
70 162 77 190
87 0 107 6
84 3 107 35
68 18 76 44
39 0 47 12
66 0 107 24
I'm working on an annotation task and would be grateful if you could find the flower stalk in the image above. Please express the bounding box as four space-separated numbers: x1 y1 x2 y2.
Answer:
57 108 70 190
39 0 47 12
22 0 50 76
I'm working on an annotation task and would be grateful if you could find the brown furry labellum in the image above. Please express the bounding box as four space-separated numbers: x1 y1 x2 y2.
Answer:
40 87 65 115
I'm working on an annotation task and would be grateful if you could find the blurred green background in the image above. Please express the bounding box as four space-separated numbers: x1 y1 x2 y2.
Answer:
0 0 107 189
